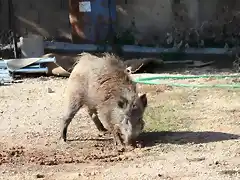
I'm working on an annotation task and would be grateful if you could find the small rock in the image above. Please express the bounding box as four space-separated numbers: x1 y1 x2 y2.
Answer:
47 88 54 93
36 174 45 178
79 171 90 177
136 141 144 148
187 157 206 162
117 147 125 153
91 171 97 176
39 77 48 81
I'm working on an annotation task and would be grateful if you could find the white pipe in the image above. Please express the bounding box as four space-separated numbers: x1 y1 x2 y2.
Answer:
11 67 48 73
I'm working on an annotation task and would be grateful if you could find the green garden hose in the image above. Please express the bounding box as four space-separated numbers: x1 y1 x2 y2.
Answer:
133 74 240 88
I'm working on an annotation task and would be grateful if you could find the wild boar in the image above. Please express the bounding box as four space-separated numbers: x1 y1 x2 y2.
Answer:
60 53 147 147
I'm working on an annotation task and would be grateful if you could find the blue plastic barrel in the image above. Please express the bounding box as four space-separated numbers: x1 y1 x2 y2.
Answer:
69 0 116 44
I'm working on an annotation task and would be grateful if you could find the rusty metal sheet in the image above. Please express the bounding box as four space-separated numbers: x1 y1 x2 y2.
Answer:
69 0 116 44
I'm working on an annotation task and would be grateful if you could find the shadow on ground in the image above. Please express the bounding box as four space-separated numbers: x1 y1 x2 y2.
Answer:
139 131 240 147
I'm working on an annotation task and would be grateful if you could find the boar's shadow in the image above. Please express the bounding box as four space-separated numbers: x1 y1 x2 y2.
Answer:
138 131 240 147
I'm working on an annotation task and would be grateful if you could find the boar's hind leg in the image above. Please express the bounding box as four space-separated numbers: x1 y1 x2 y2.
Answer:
88 108 107 132
61 95 83 142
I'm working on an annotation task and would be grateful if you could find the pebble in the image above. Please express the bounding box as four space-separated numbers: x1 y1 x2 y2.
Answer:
36 174 45 178
47 88 54 93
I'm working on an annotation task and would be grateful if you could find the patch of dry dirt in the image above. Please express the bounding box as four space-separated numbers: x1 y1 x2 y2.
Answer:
0 74 239 180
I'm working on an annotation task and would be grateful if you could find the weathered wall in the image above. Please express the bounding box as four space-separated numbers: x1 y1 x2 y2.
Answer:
0 0 72 42
1 0 240 46
0 0 9 31
115 0 200 45
116 0 240 46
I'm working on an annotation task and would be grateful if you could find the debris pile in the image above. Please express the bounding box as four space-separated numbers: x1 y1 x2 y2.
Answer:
0 57 55 85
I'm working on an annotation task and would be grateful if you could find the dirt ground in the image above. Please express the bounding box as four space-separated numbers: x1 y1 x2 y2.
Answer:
0 70 239 180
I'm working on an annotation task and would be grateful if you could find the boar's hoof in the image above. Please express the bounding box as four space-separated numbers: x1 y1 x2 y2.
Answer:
59 135 67 142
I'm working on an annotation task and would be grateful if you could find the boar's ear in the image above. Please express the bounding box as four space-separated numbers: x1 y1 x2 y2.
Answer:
139 93 147 107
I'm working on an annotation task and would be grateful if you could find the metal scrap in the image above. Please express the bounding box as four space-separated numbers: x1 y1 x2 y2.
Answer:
0 61 13 85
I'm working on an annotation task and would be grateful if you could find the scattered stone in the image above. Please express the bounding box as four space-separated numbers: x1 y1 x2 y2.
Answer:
47 87 54 93
135 141 144 148
91 171 97 176
186 157 206 162
36 174 45 178
39 77 49 81
220 170 240 176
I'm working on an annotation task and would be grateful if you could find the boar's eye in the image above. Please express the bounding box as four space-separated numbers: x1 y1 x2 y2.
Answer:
118 96 128 108
118 100 125 108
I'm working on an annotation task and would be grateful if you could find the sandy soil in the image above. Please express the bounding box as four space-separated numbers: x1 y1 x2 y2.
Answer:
0 72 239 180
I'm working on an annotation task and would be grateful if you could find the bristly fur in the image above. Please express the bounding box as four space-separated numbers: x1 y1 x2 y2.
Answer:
73 52 124 68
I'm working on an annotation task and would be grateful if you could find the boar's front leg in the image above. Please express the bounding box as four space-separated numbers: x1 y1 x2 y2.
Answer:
113 124 124 146
97 111 124 147
88 108 107 132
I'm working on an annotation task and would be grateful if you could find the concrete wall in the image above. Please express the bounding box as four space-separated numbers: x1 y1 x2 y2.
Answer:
1 0 240 45
116 0 240 45
0 0 9 31
116 0 200 44
0 0 72 42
